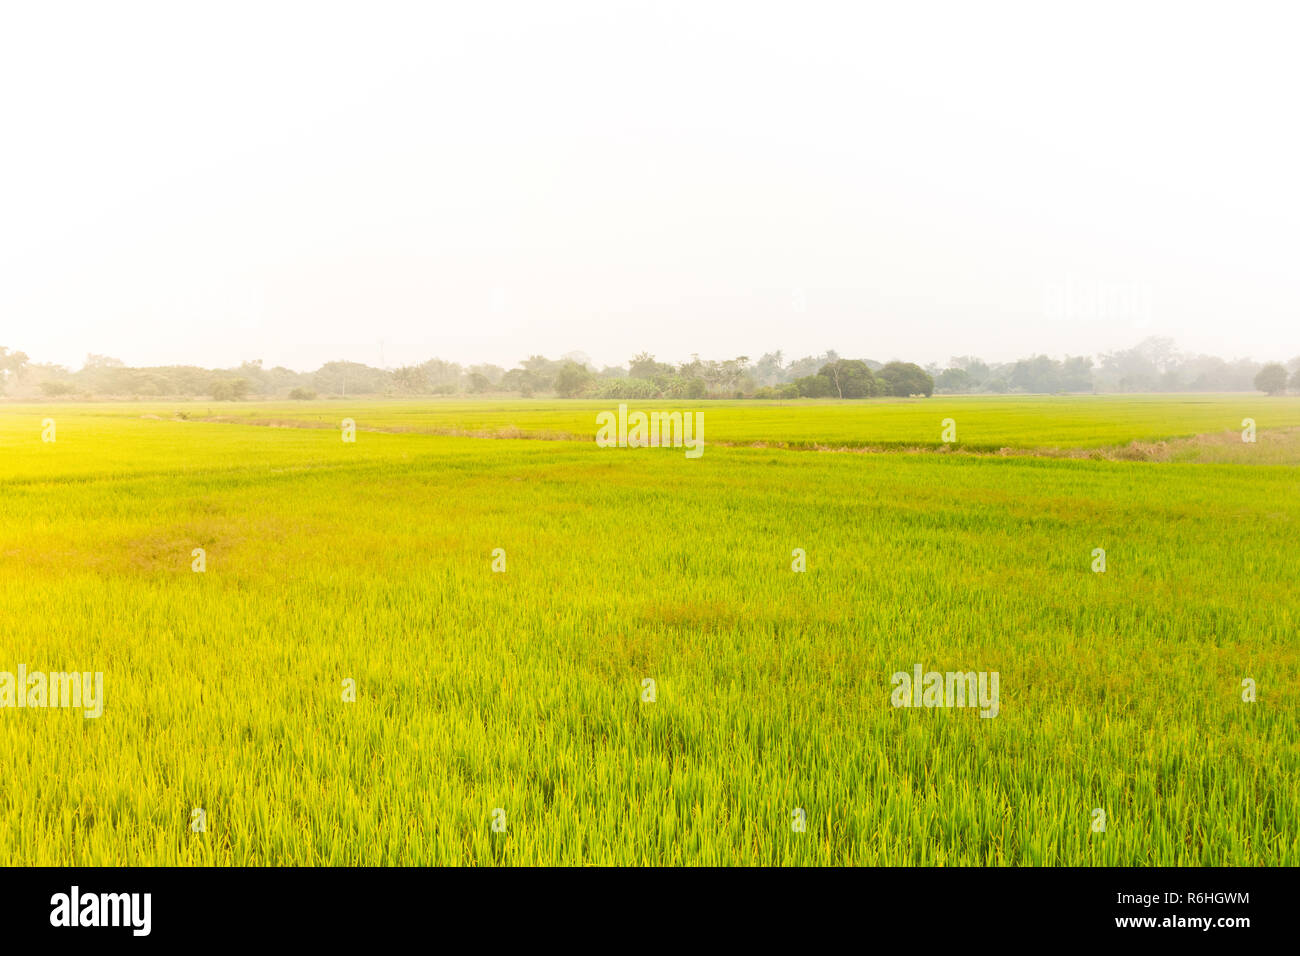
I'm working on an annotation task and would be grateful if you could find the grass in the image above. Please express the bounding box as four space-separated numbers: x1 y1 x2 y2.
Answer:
12 392 1300 450
0 398 1296 865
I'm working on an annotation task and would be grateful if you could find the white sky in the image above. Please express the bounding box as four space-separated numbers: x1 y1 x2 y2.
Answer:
2 1 1297 372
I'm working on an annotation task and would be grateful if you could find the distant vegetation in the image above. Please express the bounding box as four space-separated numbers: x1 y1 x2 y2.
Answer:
2 337 1297 400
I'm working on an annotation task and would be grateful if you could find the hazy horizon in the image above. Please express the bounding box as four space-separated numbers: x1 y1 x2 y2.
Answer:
4 335 1295 377
3 2 1297 372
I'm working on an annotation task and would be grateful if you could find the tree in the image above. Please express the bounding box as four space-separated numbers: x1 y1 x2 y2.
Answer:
554 361 595 397
1255 363 1288 395
83 354 124 369
878 361 934 397
390 365 428 394
419 358 463 392
500 368 540 396
949 356 991 386
793 373 833 397
820 359 876 398
1290 367 1300 393
468 363 505 385
211 378 251 400
1009 355 1062 393
935 367 972 393
628 352 675 379
518 355 561 389
560 350 593 368
0 347 30 393
751 351 786 386
312 361 388 396
1061 356 1094 392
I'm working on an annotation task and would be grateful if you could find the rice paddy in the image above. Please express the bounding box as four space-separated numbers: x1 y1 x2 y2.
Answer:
1 397 1297 865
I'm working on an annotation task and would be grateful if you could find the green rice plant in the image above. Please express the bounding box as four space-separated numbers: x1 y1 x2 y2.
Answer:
0 399 1295 865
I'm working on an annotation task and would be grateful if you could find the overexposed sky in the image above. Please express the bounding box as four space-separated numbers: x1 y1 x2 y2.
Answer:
2 0 1297 372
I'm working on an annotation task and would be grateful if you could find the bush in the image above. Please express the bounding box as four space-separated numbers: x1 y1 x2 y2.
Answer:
288 387 317 400
39 381 75 396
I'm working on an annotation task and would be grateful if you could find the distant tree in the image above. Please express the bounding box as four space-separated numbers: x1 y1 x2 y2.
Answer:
819 359 877 398
418 358 463 392
312 361 389 396
785 355 821 379
390 365 428 394
1009 355 1063 393
519 355 562 390
715 356 750 391
500 368 541 396
1061 356 1094 392
751 351 786 386
1291 367 1300 393
210 378 251 400
0 347 30 393
265 365 307 394
935 367 973 393
559 350 593 368
554 361 595 397
1255 363 1289 395
83 354 124 369
878 361 934 397
288 387 317 400
786 351 839 380
466 372 492 394
468 363 505 385
792 373 833 398
628 352 675 379
949 356 991 386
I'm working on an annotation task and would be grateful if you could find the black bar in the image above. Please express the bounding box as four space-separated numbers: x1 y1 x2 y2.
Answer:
0 866 1281 944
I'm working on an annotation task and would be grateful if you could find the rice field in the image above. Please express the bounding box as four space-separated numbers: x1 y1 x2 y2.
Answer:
1 398 1297 865
31 393 1300 450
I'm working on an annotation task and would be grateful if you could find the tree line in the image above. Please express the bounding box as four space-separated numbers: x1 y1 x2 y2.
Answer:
1 338 1297 400
0 348 936 400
